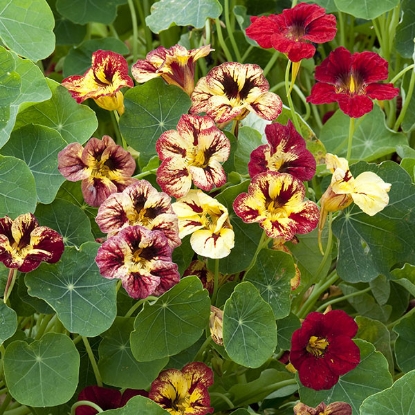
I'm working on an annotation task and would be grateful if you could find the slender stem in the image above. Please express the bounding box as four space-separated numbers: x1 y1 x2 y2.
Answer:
212 258 220 305
214 19 233 62
34 314 54 340
82 336 103 387
194 335 213 362
390 64 414 85
71 401 104 415
346 116 356 161
240 45 254 63
262 50 279 77
112 110 127 149
3 269 17 304
133 168 158 179
394 67 415 131
285 60 302 133
137 0 153 53
0 393 12 415
245 231 271 275
224 0 241 62
316 286 372 312
3 406 31 415
209 393 234 409
124 296 158 318
127 0 139 63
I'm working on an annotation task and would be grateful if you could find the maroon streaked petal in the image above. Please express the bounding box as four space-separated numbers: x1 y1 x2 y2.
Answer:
156 129 188 161
365 83 400 100
156 158 192 198
28 226 64 263
61 75 89 103
248 146 268 177
183 362 215 389
232 192 262 224
248 91 283 120
81 177 118 207
58 143 89 181
189 161 227 191
122 272 161 299
95 191 131 234
131 59 160 83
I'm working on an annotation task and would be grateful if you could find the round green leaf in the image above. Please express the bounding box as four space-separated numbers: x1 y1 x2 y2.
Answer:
0 47 20 107
277 313 301 351
25 242 117 337
393 311 415 373
299 339 393 413
15 82 98 145
3 333 80 406
2 124 66 204
0 0 55 61
120 79 191 167
395 0 415 59
234 126 263 175
244 249 295 319
360 370 415 415
35 199 95 248
0 302 17 345
0 155 37 217
334 0 399 19
103 395 169 415
146 0 222 33
130 276 210 362
223 281 277 368
98 317 168 389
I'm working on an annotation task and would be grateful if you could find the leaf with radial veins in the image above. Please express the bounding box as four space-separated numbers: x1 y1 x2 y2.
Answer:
393 311 415 373
25 242 117 337
0 303 17 345
146 0 222 33
333 161 415 283
334 0 398 19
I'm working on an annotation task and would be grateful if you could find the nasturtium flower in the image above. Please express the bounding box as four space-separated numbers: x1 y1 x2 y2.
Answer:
190 62 283 123
248 120 316 181
246 2 337 62
233 171 319 241
149 362 214 415
95 180 181 248
156 114 230 198
172 190 234 259
293 401 352 415
75 386 147 415
290 310 360 390
307 46 399 118
58 135 137 207
0 213 64 273
131 44 212 95
95 225 180 299
183 260 215 295
319 153 391 238
61 50 133 114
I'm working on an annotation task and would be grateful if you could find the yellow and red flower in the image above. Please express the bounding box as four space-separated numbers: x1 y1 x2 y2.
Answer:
290 310 360 390
58 135 137 207
233 171 319 241
246 3 337 62
190 62 282 123
132 44 212 95
95 180 181 248
307 46 399 118
172 190 234 259
156 114 230 198
149 362 214 415
61 50 133 114
293 401 352 415
0 213 64 273
95 225 180 299
248 120 316 181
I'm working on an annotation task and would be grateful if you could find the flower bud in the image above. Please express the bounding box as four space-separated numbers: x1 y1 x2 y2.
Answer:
209 306 224 346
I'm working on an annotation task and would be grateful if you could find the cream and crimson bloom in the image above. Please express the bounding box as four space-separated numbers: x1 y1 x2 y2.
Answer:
95 180 181 248
95 225 179 299
290 310 360 390
246 2 337 62
190 62 282 123
149 362 214 415
172 190 234 259
0 213 64 272
233 171 319 241
61 50 133 114
58 135 137 207
156 114 230 198
248 120 316 181
307 46 399 118
132 44 212 95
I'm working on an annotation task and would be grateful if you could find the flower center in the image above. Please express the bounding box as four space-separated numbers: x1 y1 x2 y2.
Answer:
287 23 306 41
306 335 329 357
336 73 365 96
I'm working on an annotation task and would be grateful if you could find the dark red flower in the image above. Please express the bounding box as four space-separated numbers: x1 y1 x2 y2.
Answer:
290 310 360 390
248 120 316 181
75 386 147 415
307 46 399 118
246 3 337 62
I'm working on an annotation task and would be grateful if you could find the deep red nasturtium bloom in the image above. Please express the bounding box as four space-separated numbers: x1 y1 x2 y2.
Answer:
233 171 319 241
248 120 316 181
149 362 214 415
95 225 180 299
0 213 64 272
95 180 181 248
132 44 212 95
246 3 337 62
156 114 231 198
290 310 360 390
75 385 147 415
62 50 133 114
58 135 137 207
190 62 282 123
307 46 400 118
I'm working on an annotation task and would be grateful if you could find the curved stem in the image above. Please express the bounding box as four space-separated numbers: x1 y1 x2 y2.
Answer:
82 336 103 387
71 401 104 415
262 50 279 77
394 67 415 131
285 60 302 133
224 0 241 62
245 231 271 275
215 19 233 62
346 116 355 161
124 296 158 318
212 258 220 305
209 393 235 409
3 269 17 304
316 286 372 312
127 0 139 63
390 64 414 85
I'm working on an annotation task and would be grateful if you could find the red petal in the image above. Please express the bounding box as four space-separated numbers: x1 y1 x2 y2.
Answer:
245 15 281 48
365 83 399 100
314 47 352 84
76 386 123 415
352 51 389 83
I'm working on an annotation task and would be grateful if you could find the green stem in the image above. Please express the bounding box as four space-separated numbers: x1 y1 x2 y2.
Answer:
82 336 103 387
127 0 139 63
194 335 213 362
133 168 158 179
262 50 279 77
390 64 414 85
0 393 12 415
3 406 31 415
245 231 271 275
338 12 346 47
112 110 127 149
224 0 241 62
3 269 17 304
211 258 220 305
394 67 415 131
284 60 302 133
241 45 254 63
209 393 234 409
215 18 233 62
316 286 372 313
34 314 54 340
387 306 415 330
71 401 104 415
137 0 153 53
124 296 158 318
346 116 355 161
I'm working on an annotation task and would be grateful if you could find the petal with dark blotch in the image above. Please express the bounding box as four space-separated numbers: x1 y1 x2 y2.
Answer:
58 143 89 181
157 158 191 198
